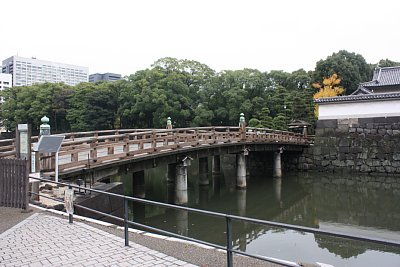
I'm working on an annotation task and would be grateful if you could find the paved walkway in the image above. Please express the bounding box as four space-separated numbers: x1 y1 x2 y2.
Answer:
0 213 196 267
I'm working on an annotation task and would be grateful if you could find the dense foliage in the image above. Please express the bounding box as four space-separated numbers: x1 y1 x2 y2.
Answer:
0 51 397 133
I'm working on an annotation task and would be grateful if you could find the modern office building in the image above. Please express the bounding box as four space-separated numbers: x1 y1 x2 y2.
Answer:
0 73 12 103
0 73 12 90
89 73 121 82
1 55 88 87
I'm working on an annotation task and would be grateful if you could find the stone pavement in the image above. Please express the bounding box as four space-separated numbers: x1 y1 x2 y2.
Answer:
0 213 196 267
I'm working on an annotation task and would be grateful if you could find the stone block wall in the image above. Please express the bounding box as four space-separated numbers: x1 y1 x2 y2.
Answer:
296 116 400 174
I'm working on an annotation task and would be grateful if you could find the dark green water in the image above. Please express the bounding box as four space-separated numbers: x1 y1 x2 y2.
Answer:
113 160 400 267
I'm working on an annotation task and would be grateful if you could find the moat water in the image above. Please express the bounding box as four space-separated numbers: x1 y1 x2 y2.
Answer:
111 159 400 267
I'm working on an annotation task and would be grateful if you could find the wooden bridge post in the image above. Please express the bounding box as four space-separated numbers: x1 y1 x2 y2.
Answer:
239 113 246 140
165 117 173 146
123 134 130 155
236 153 246 188
198 157 209 186
107 138 114 155
273 147 284 178
175 157 191 204
152 130 157 151
71 146 78 163
89 138 98 162
166 117 173 129
35 116 50 172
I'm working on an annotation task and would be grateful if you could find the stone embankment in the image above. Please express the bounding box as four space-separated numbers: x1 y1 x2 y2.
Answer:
293 117 400 174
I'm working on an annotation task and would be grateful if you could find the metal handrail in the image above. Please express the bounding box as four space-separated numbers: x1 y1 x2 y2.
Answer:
29 176 400 267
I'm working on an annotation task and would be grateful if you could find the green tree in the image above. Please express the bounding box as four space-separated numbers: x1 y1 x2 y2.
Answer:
376 59 400 68
248 118 262 128
67 82 119 131
258 107 274 129
273 115 287 131
313 50 371 94
0 82 72 133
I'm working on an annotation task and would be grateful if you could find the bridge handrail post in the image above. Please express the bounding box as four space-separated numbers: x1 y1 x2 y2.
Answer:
212 127 216 143
106 138 114 155
123 134 130 154
89 138 98 163
71 146 78 163
173 130 179 147
152 130 157 150
239 113 246 141
195 129 200 145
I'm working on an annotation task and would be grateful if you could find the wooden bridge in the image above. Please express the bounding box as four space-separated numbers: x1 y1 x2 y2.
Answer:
0 126 310 182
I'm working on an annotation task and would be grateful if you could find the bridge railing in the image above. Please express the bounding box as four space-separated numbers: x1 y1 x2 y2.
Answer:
0 126 309 172
0 129 161 159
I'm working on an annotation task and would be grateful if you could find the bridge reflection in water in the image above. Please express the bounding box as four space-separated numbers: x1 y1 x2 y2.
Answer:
108 159 400 267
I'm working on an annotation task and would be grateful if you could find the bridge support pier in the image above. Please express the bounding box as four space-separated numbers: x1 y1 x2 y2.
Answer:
175 164 188 204
273 148 283 178
212 155 221 175
132 170 145 198
167 163 176 183
236 153 247 188
199 157 209 186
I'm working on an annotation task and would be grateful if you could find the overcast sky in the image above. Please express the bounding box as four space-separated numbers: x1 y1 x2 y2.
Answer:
1 0 399 76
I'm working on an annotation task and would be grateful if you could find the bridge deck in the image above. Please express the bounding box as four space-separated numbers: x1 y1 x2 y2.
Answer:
0 127 310 177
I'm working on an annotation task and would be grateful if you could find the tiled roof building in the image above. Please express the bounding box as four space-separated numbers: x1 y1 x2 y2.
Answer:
351 66 400 95
315 66 400 104
315 65 400 120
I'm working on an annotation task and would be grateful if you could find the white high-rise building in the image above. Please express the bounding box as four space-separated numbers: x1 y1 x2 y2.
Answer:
0 73 12 103
0 73 12 90
1 55 88 87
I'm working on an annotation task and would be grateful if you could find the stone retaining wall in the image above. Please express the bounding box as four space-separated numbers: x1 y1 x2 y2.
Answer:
295 116 400 174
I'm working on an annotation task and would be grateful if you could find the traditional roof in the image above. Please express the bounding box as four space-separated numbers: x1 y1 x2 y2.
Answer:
288 120 311 127
370 66 400 86
315 92 400 103
351 66 400 95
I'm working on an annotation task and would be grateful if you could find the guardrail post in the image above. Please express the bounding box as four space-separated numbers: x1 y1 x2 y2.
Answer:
124 198 129 246
68 185 73 224
226 216 233 267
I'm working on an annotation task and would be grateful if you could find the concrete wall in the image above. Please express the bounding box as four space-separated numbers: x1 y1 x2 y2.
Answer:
318 99 400 119
295 116 400 174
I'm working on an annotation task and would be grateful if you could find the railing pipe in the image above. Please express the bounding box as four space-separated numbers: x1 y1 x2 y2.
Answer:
124 198 129 246
226 217 233 267
28 177 400 267
68 185 73 224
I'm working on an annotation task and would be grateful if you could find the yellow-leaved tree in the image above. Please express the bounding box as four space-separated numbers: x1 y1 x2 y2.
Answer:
312 73 345 117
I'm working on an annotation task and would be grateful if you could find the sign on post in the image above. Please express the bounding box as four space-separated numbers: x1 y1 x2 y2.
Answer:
16 124 31 162
64 189 74 214
36 135 65 182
